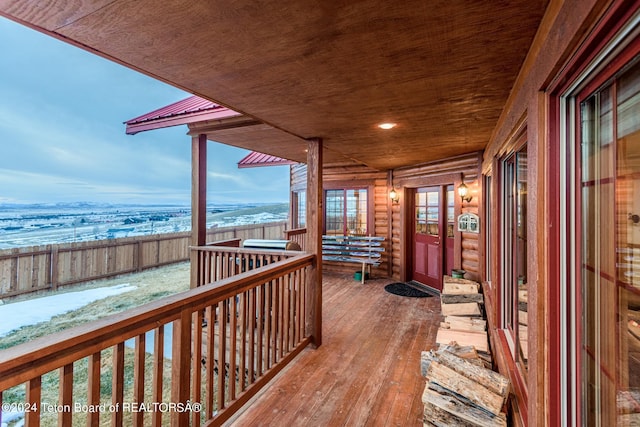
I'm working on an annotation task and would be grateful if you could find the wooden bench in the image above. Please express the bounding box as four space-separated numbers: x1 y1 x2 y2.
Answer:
322 235 385 283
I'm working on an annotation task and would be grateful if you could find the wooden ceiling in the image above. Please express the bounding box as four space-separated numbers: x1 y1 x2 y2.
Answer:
0 0 548 170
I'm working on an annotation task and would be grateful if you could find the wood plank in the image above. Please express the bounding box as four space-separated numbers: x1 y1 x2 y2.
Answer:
440 302 481 316
441 293 484 304
152 326 164 427
87 352 101 427
426 361 504 416
442 281 480 295
436 329 488 353
229 273 440 426
444 316 487 331
112 342 125 427
25 377 41 427
133 333 146 427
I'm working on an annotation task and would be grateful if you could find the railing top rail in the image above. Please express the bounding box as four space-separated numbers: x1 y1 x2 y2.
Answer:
191 245 305 257
284 228 307 236
0 252 314 390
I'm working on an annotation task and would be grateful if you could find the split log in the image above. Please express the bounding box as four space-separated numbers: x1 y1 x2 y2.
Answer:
444 316 487 331
437 351 509 398
443 275 480 286
426 361 504 416
422 351 508 398
441 293 484 304
422 386 507 427
443 281 480 295
443 276 480 293
437 344 480 359
518 310 528 326
441 302 481 317
436 329 488 353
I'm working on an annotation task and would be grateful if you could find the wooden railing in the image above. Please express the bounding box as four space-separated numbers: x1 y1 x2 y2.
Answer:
284 227 307 251
0 221 287 299
0 250 313 426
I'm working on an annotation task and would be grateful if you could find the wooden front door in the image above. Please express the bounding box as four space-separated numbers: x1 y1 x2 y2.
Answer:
413 187 444 290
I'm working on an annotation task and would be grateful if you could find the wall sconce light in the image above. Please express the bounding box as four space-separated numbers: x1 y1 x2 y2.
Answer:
389 188 399 203
458 183 472 203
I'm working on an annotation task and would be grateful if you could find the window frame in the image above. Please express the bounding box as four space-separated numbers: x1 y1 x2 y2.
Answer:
498 139 528 380
323 184 374 236
548 7 640 424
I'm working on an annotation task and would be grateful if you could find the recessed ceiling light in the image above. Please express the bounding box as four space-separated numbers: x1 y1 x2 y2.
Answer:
378 123 397 130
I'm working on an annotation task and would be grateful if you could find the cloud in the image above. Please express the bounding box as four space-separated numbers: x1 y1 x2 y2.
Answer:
0 17 289 205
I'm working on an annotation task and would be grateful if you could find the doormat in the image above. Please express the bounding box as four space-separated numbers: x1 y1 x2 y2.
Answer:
384 282 432 298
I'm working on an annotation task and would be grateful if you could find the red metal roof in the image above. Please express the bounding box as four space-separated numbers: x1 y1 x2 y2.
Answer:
237 151 296 168
124 95 242 134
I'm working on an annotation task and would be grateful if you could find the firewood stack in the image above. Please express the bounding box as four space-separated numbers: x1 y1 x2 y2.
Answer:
436 275 490 360
421 344 509 426
419 275 509 425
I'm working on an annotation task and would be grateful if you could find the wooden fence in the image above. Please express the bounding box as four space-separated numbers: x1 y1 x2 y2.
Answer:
0 221 287 299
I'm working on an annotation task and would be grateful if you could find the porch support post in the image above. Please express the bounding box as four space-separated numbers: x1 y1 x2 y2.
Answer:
306 137 323 347
190 133 207 289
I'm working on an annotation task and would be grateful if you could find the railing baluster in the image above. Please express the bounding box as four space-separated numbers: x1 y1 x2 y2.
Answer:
152 326 164 427
300 269 306 341
229 295 237 400
191 310 203 427
87 352 101 427
58 363 73 426
239 291 247 392
284 274 291 352
217 300 227 409
215 252 222 281
257 283 264 376
271 279 278 366
171 312 192 427
112 343 125 427
133 333 146 427
281 276 287 357
248 287 256 385
25 377 41 427
264 281 271 370
205 306 214 418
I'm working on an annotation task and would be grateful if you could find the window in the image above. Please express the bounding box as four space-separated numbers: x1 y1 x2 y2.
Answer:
292 190 306 228
325 188 368 235
500 144 528 377
576 57 640 425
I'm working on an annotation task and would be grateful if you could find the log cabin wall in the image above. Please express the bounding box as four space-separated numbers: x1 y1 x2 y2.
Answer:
291 154 481 282
391 153 482 282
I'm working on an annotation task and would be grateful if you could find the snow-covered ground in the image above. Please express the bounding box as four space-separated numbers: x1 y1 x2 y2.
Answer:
0 284 137 337
0 283 140 427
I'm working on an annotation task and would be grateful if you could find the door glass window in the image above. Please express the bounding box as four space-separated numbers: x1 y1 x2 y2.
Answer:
426 191 440 236
416 189 440 235
447 186 455 238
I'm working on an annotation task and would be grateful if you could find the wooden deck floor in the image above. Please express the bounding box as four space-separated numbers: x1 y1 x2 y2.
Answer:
226 273 441 426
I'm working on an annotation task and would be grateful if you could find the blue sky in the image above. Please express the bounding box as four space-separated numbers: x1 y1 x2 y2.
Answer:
0 17 290 206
